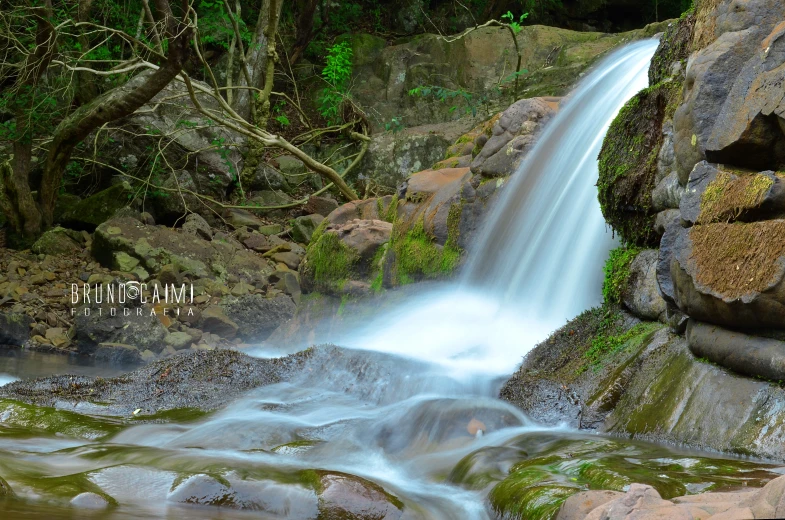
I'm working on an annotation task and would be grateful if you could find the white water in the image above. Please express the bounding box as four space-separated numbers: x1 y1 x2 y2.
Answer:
340 40 660 377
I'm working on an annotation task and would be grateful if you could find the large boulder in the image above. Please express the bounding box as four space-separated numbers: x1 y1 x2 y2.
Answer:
598 81 683 247
102 77 245 217
470 97 558 177
31 227 83 256
58 182 137 230
299 219 393 295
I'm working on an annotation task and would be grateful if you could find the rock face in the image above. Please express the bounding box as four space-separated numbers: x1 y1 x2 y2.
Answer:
621 249 667 322
347 23 668 130
673 0 785 180
501 309 785 462
58 183 137 230
219 294 295 342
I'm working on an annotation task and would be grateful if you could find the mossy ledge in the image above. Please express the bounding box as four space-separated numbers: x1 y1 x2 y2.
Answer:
597 80 682 247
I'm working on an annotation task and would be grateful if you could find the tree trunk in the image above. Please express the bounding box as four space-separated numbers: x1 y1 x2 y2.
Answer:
289 0 320 66
232 0 284 120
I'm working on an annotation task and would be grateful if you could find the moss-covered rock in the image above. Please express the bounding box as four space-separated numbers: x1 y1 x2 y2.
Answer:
597 80 682 246
649 11 696 86
59 182 136 230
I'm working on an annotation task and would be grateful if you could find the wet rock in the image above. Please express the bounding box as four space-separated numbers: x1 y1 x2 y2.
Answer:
167 474 236 507
290 214 324 244
31 227 83 256
70 492 110 509
0 348 312 415
93 343 142 365
0 477 12 497
622 249 667 322
219 294 295 342
0 312 33 346
470 97 557 177
318 472 403 520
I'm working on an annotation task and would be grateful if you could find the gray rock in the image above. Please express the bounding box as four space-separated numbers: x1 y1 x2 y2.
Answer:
651 171 683 211
0 312 33 346
249 163 291 192
470 98 557 177
219 294 295 342
622 250 667 322
654 209 680 235
181 213 212 240
74 292 169 356
687 320 785 381
199 305 238 339
93 343 143 365
290 214 324 244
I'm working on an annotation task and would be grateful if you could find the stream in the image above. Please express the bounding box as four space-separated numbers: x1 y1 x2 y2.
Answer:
1 40 782 519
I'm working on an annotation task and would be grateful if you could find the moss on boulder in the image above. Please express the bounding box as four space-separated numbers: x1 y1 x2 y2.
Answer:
597 81 682 246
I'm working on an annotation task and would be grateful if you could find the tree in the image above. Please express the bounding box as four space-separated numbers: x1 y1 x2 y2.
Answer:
0 0 193 244
0 0 362 246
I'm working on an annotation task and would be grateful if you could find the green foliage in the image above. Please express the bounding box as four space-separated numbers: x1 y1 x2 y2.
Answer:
384 117 404 133
602 246 641 306
318 42 354 125
197 0 252 50
501 11 529 34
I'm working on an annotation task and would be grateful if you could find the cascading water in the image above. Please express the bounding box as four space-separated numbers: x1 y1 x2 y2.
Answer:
339 39 660 376
0 40 694 520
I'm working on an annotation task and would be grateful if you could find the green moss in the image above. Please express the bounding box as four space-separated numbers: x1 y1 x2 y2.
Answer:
0 399 123 440
602 246 642 305
302 230 358 293
698 171 773 224
649 12 696 85
389 209 461 286
582 320 661 373
597 81 682 247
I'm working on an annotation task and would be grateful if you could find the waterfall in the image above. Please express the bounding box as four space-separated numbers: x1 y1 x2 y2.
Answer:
339 40 660 376
463 40 660 322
